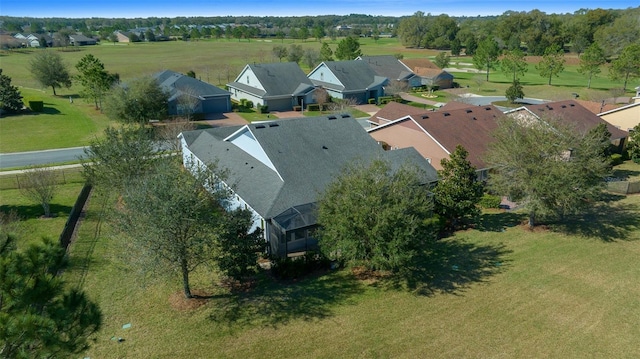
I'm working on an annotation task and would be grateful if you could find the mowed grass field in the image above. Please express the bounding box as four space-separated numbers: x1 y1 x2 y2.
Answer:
0 37 634 153
70 190 640 358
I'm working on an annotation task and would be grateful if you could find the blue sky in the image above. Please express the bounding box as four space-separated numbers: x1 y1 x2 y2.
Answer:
1 0 637 18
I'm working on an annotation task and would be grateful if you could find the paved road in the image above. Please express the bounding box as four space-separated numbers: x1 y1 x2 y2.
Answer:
0 147 87 169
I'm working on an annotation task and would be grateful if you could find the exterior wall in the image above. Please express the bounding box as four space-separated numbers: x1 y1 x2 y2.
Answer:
266 97 294 111
230 88 263 107
181 144 265 236
308 64 342 87
600 106 640 132
368 121 449 170
239 68 266 92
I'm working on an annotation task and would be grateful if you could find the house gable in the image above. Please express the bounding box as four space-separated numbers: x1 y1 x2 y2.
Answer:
308 62 345 91
234 65 267 93
224 126 280 177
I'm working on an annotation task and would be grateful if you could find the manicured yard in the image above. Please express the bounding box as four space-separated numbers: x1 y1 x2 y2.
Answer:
67 190 640 358
0 88 111 153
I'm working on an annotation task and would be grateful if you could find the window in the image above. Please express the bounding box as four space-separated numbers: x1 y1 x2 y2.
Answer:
246 76 250 84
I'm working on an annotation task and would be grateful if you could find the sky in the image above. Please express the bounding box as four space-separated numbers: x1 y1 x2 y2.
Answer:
1 0 637 19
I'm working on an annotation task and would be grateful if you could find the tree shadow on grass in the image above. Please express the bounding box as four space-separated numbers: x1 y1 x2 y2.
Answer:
548 194 640 242
476 211 525 232
1 203 73 219
380 238 511 297
208 271 364 330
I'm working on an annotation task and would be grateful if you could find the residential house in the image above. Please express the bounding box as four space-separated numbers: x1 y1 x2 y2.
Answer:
368 101 503 177
598 100 640 132
69 34 97 46
114 30 130 42
308 60 387 104
227 62 316 111
505 100 628 151
153 70 231 116
400 58 454 89
0 34 21 49
356 55 421 88
179 114 438 257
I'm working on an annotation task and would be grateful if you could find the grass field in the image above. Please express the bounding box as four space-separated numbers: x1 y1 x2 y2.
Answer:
69 189 640 358
0 38 634 154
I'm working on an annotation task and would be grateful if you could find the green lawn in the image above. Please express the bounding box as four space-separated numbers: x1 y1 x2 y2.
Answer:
67 190 640 358
0 88 111 153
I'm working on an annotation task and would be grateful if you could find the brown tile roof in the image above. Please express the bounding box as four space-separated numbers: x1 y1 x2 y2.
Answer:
413 106 503 169
575 99 620 115
438 101 476 111
518 100 628 140
370 103 503 169
413 67 447 77
370 101 431 125
400 58 439 71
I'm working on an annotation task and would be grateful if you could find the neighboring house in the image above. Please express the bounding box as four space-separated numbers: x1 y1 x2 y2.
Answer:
115 31 130 42
227 62 316 111
153 70 231 116
179 114 438 257
598 100 640 132
575 99 620 115
69 34 97 46
400 58 454 89
368 101 503 177
0 34 22 49
356 55 421 87
308 60 388 104
505 100 628 151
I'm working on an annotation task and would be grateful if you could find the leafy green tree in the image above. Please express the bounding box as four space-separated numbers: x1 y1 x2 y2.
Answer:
19 166 58 218
114 159 231 298
0 236 102 358
433 52 450 69
298 27 309 42
500 48 528 81
486 116 611 228
272 45 288 62
317 159 434 271
320 42 334 62
450 38 462 56
609 44 640 92
433 145 483 230
0 69 23 113
276 30 286 43
313 25 326 42
535 44 566 85
302 48 320 69
397 11 428 48
82 126 158 190
577 43 606 89
627 123 640 163
335 36 362 60
287 44 304 64
216 208 264 282
103 76 168 124
145 29 156 42
472 37 500 81
505 79 525 103
465 36 478 56
75 54 117 110
29 50 72 96
593 12 640 58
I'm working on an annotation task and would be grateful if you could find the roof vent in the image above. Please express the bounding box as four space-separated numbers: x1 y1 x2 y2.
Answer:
466 109 473 113
421 115 429 119
341 114 350 118
443 112 450 116
269 123 279 127
569 104 575 107
472 117 477 120
322 145 328 149
561 105 567 108
327 115 337 120
255 124 266 129
484 107 491 110
546 105 553 110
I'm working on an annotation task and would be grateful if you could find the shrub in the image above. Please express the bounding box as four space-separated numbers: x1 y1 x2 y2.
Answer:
610 153 623 166
28 100 44 112
258 104 268 113
293 105 302 111
270 251 331 280
244 100 254 108
368 98 377 104
307 103 320 111
479 194 502 209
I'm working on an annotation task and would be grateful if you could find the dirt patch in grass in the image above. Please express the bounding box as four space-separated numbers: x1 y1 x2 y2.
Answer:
351 266 392 285
168 290 211 311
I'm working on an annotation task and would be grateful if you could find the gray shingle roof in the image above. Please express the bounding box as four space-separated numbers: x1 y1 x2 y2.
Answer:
153 70 230 101
314 61 388 92
183 114 437 219
358 55 415 81
228 62 314 99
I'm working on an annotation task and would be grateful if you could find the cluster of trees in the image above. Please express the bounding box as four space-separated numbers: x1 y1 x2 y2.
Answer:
317 114 613 271
271 36 362 68
0 69 23 113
